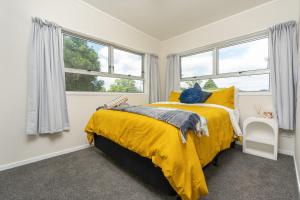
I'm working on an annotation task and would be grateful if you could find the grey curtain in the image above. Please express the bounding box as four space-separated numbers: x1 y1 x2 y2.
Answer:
26 17 69 134
269 21 298 130
147 54 160 103
165 54 180 100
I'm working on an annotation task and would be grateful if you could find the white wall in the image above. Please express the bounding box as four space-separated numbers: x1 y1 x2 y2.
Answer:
0 0 160 167
159 0 299 155
0 0 298 169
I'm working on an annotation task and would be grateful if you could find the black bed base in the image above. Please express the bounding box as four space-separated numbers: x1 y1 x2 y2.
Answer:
94 134 176 195
94 134 234 197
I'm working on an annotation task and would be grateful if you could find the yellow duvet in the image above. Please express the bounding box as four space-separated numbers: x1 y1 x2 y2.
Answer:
85 103 234 200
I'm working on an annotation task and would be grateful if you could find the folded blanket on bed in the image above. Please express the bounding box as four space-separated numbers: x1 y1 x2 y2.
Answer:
104 95 128 109
112 105 208 143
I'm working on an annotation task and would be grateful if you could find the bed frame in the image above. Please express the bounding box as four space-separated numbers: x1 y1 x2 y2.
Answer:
94 134 234 198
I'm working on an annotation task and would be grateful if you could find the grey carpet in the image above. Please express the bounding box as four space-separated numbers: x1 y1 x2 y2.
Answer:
0 147 298 200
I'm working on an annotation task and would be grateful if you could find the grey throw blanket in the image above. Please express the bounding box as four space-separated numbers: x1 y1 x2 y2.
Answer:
111 106 208 143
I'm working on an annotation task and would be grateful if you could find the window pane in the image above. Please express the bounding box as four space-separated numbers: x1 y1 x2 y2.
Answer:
113 49 143 77
65 73 143 93
219 38 268 74
63 34 109 72
181 51 213 78
180 74 269 92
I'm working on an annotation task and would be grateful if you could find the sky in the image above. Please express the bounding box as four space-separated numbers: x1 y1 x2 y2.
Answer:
219 38 268 73
181 51 213 78
87 41 143 91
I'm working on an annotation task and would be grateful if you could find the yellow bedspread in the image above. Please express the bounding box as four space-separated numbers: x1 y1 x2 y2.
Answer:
85 103 234 200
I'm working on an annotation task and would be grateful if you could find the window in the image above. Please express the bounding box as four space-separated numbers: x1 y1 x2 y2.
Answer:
113 48 143 76
180 34 270 92
181 51 213 78
219 38 268 74
63 33 144 93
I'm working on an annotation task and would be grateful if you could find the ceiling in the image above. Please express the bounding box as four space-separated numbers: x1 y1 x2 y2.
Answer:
83 0 274 40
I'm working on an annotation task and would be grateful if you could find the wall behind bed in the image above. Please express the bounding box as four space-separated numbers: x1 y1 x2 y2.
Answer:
159 0 299 155
0 0 159 169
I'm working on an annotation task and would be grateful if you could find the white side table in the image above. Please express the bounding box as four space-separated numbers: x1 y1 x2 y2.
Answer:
243 117 278 160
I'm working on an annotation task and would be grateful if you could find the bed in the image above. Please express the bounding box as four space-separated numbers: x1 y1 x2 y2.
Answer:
85 97 241 200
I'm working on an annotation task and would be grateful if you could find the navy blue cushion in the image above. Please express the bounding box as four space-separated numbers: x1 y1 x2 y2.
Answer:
179 83 212 104
201 91 212 102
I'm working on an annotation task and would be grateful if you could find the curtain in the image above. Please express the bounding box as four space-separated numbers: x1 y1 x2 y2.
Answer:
269 21 298 130
26 17 69 134
147 54 160 103
165 54 180 100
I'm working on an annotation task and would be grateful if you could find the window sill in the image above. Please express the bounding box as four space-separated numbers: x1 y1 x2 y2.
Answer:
238 91 271 96
66 91 148 96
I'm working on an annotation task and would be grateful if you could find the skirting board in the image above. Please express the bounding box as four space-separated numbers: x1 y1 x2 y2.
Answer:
293 155 300 196
0 144 92 172
278 148 294 156
0 143 295 172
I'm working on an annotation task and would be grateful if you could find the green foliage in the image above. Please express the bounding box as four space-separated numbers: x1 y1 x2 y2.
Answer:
65 73 105 92
203 79 218 90
181 80 202 90
109 79 140 92
181 79 218 91
63 36 105 91
64 36 100 71
186 80 202 88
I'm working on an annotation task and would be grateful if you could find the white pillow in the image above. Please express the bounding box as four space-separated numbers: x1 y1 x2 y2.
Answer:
234 88 240 123
234 88 239 109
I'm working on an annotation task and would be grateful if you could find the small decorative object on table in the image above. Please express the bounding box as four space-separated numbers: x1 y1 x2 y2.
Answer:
254 104 273 119
243 116 278 160
262 112 273 119
254 104 263 116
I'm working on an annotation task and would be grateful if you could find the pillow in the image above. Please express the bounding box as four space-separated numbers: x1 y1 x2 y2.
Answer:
201 90 212 102
179 83 211 104
234 87 239 109
204 86 235 109
168 91 181 102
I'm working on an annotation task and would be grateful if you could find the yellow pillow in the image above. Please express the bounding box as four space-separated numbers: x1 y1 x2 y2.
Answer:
205 86 235 109
168 91 181 102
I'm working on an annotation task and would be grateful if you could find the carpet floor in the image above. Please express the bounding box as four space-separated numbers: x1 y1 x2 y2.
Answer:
0 147 298 200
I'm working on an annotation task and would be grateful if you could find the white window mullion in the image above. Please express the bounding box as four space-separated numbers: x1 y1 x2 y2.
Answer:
109 46 114 74
64 68 144 81
213 48 218 76
181 68 270 81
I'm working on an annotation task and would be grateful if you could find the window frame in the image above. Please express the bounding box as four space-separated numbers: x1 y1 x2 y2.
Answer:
179 31 271 94
62 30 145 94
